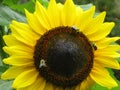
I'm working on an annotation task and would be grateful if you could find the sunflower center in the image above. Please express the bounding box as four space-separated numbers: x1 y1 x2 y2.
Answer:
34 26 94 87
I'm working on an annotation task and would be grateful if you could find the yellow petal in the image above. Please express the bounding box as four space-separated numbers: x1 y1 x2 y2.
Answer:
25 9 46 35
10 21 39 46
96 45 120 52
57 3 63 10
37 76 46 90
35 1 51 30
76 76 94 90
88 22 115 41
17 77 46 90
90 64 118 89
3 35 29 47
83 12 106 35
80 77 95 90
95 56 120 69
53 86 63 90
74 6 83 28
75 6 95 31
61 0 76 26
47 0 61 27
3 46 33 56
17 88 26 90
12 68 39 88
3 45 33 54
3 56 34 66
10 20 39 38
44 83 54 90
76 6 83 16
96 37 120 49
102 45 120 51
1 66 33 80
95 51 120 58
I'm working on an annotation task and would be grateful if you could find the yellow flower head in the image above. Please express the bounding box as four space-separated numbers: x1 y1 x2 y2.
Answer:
1 0 120 90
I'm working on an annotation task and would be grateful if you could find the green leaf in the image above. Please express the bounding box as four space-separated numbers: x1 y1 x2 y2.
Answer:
0 26 9 61
0 79 13 90
0 5 26 26
0 57 3 66
0 26 9 74
0 66 8 74
2 0 35 14
0 0 3 4
2 0 18 5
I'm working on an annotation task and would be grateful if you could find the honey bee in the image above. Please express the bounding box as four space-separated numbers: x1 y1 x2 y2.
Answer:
39 59 46 68
92 43 97 50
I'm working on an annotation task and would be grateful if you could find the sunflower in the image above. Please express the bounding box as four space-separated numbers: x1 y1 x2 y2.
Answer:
1 0 120 90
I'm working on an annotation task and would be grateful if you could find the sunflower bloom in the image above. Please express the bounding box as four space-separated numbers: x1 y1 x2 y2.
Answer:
1 0 120 90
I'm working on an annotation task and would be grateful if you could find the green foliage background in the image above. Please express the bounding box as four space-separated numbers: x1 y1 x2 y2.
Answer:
0 0 120 90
